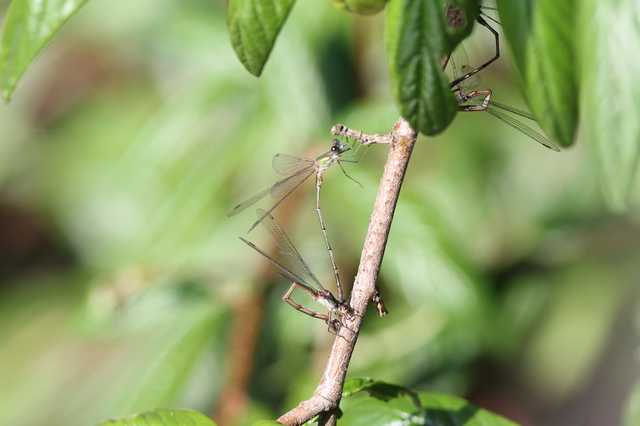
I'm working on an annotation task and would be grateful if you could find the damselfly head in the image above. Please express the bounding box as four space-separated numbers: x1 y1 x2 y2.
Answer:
339 303 353 318
331 138 350 154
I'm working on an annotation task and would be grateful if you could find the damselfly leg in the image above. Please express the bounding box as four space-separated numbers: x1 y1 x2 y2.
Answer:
446 6 501 89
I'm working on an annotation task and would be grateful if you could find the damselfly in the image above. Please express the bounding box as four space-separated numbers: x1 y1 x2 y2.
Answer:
228 138 367 301
241 209 351 333
448 17 560 151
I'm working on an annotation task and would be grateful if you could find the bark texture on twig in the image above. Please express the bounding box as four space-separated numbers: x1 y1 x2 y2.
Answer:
277 118 418 426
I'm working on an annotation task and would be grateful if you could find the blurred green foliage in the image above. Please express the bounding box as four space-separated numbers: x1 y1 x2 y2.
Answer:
94 409 218 426
0 1 639 426
340 378 521 425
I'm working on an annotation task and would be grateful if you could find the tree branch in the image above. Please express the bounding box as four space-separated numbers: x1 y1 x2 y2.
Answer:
277 117 418 425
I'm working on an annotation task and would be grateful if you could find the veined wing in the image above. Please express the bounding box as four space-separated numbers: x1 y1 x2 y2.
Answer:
240 237 312 289
451 47 481 90
227 167 314 217
256 208 325 291
270 167 315 198
484 105 560 151
487 100 536 121
272 153 315 176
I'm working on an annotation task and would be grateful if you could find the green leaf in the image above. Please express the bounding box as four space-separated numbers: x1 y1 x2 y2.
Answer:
95 409 217 426
341 379 523 426
385 0 479 136
343 378 419 403
577 0 640 209
525 0 578 148
495 0 578 148
251 421 282 426
227 0 296 76
0 0 90 101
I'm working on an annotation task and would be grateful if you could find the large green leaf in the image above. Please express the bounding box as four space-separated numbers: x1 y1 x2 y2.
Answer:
341 378 522 425
95 409 217 426
525 0 578 148
577 0 640 209
227 0 296 76
0 0 90 101
385 0 478 136
495 0 578 148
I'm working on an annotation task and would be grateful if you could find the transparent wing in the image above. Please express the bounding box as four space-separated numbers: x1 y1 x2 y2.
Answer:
240 237 311 289
487 100 536 121
227 168 314 217
269 168 314 198
272 153 315 176
256 208 325 291
228 184 275 217
451 47 481 91
484 105 560 151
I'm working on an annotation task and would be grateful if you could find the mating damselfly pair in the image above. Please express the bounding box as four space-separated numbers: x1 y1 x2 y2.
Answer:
228 137 367 333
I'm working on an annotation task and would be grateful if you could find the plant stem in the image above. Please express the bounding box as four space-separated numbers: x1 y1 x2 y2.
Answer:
277 117 418 426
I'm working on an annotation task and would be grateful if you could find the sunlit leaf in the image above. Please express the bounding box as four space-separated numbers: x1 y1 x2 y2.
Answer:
227 0 296 76
341 379 523 426
0 0 90 101
385 0 479 136
95 409 217 426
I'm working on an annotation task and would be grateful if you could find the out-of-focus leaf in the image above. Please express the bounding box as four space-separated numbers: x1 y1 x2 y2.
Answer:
343 378 421 403
227 0 296 76
624 379 640 426
385 0 479 136
332 0 388 16
341 380 523 426
577 0 640 209
95 409 217 426
495 0 578 148
112 298 220 414
492 0 528 79
0 0 90 101
525 0 578 147
251 421 282 426
520 263 626 403
0 277 223 426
